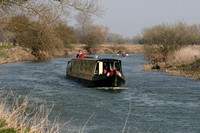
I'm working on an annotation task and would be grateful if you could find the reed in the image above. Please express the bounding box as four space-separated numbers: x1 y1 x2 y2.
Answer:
167 46 200 66
0 89 71 133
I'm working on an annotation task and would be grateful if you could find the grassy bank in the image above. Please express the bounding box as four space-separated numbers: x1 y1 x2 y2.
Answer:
143 45 200 79
0 90 67 133
0 45 36 65
0 43 144 65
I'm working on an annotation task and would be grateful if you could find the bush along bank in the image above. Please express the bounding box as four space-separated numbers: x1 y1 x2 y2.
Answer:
143 45 200 79
0 44 144 65
140 22 200 79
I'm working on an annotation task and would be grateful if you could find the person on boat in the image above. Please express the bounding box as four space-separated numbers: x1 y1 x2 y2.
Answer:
76 49 84 57
104 65 108 74
121 53 126 57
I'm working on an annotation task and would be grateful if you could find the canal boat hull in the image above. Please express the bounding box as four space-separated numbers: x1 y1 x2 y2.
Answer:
66 58 126 87
67 70 125 87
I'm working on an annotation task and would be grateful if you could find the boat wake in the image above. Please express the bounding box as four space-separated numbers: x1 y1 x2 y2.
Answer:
96 87 128 93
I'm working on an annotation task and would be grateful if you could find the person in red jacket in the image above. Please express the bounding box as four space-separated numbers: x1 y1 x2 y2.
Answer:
76 49 84 57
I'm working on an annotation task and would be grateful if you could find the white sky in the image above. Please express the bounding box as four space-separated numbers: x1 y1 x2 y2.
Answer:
94 0 200 38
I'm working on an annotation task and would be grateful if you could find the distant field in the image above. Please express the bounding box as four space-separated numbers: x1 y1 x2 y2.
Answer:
101 43 144 54
68 43 144 55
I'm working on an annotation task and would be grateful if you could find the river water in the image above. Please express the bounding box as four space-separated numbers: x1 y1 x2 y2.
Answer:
0 54 200 133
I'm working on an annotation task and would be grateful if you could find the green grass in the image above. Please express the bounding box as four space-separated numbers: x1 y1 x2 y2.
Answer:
21 48 32 53
0 119 16 133
0 119 7 128
0 46 14 50
0 52 9 59
0 46 11 59
24 127 31 133
103 49 109 54
196 59 200 63
0 128 16 133
182 64 191 69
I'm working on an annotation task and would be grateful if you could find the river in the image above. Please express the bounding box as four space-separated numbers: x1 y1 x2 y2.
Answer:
0 54 200 133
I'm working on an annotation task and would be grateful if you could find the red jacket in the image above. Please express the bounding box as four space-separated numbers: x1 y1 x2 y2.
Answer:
76 53 84 57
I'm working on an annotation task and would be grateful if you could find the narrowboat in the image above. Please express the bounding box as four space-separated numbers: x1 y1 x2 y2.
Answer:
66 57 126 87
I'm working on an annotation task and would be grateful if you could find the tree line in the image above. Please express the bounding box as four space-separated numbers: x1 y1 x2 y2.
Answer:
132 22 200 62
0 0 109 56
0 0 134 58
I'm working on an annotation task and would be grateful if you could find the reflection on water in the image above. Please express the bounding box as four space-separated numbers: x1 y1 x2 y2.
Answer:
0 54 200 133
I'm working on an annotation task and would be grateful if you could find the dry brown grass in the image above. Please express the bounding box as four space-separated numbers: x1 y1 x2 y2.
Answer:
167 45 200 65
142 63 154 71
0 42 14 46
101 44 144 54
0 46 35 65
0 90 71 133
64 44 144 55
143 45 200 79
0 89 98 133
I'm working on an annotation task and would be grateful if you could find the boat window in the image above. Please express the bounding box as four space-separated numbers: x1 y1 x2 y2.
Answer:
95 62 99 74
86 62 93 73
75 61 79 71
71 61 75 71
102 61 121 72
80 61 83 71
82 61 87 72
103 62 111 72
109 62 114 71
86 62 90 72
74 61 79 72
114 62 121 71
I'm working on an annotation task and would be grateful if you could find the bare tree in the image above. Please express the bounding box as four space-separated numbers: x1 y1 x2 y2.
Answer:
0 0 102 59
107 33 125 44
75 12 93 42
80 25 109 53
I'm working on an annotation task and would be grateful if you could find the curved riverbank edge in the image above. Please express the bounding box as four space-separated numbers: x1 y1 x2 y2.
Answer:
143 63 200 80
1 44 200 81
0 44 144 65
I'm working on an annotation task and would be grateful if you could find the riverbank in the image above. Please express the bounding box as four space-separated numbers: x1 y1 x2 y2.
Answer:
0 45 36 65
143 45 200 79
0 90 66 132
0 43 144 65
63 44 144 55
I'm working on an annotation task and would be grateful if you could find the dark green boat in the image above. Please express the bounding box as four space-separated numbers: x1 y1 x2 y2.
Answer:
66 57 126 87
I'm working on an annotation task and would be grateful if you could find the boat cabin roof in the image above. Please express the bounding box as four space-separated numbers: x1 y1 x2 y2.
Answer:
71 57 121 62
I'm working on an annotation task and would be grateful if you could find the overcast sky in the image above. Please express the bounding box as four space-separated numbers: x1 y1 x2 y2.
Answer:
94 0 200 38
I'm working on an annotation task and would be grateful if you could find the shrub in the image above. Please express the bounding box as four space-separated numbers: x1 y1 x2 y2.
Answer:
80 25 109 45
108 45 127 54
80 25 109 54
7 15 63 52
6 15 77 59
54 22 77 48
143 22 194 62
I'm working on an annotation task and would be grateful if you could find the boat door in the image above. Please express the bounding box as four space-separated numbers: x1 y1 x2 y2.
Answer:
99 62 103 75
95 61 103 75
